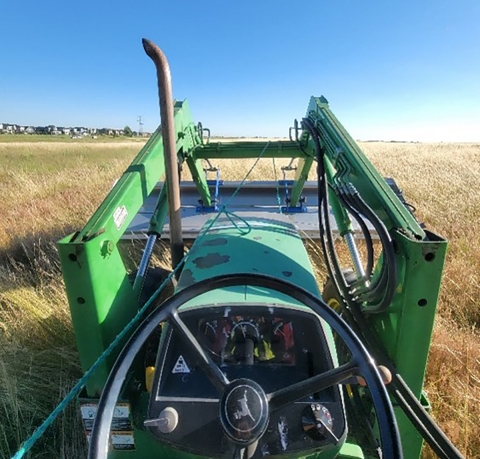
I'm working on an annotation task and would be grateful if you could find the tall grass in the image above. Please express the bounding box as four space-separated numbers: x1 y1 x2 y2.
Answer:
0 142 139 459
363 142 480 459
0 140 478 458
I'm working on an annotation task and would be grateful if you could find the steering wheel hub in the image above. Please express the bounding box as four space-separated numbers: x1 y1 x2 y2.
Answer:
220 379 269 445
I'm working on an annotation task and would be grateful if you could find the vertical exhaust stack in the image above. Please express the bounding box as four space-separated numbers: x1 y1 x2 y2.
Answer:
142 38 184 269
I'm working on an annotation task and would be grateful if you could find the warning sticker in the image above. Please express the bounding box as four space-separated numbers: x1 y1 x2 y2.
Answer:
113 205 128 230
80 404 97 421
112 432 135 451
172 355 190 374
81 402 132 432
85 432 135 451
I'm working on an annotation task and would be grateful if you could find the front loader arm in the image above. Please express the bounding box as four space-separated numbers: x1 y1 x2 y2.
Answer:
302 95 447 393
57 100 202 396
302 96 447 459
304 96 425 239
72 100 201 246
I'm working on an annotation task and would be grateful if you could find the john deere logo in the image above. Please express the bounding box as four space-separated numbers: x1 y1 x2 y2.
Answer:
225 387 260 432
220 379 269 445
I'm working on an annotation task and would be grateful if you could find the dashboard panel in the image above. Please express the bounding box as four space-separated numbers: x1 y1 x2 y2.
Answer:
146 305 347 457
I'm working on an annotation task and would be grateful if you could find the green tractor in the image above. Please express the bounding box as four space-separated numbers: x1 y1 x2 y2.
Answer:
50 39 463 459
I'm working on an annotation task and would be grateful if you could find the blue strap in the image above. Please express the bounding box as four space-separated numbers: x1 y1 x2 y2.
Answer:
272 157 283 212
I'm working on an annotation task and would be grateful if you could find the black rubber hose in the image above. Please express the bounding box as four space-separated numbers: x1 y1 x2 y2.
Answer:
302 118 351 306
336 181 395 312
337 184 387 297
345 188 397 313
302 118 345 302
339 189 388 303
305 115 391 313
303 119 464 459
301 118 463 457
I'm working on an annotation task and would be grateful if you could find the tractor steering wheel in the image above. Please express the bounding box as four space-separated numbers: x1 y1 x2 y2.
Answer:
88 273 403 459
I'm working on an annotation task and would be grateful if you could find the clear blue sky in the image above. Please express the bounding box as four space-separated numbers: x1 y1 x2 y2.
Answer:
1 1 479 141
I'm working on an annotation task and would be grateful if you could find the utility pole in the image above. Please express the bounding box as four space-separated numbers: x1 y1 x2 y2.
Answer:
137 116 144 135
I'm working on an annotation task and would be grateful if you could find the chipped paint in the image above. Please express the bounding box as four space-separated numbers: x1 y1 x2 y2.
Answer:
177 268 196 289
193 253 230 269
175 212 321 308
202 237 228 247
278 417 288 451
261 443 270 456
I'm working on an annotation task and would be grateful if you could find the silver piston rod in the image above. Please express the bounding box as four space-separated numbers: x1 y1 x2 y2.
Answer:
344 232 366 280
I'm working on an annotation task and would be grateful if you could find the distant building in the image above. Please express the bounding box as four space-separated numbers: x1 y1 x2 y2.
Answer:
35 126 48 134
2 124 17 134
0 122 147 136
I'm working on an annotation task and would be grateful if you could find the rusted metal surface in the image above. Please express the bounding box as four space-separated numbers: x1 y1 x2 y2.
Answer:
142 38 183 268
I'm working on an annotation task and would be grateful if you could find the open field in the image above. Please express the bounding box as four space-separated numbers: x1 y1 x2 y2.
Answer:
0 139 479 458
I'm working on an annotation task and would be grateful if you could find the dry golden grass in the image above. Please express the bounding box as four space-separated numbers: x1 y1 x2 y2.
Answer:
361 142 480 459
0 142 140 458
362 142 480 327
0 139 479 458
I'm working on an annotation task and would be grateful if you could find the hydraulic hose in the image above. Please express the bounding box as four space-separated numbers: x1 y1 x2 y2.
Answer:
302 116 466 459
335 190 374 279
303 116 394 313
339 187 396 312
347 188 397 312
302 118 348 305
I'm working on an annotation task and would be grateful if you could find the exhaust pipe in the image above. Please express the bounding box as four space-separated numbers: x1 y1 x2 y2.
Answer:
142 38 184 269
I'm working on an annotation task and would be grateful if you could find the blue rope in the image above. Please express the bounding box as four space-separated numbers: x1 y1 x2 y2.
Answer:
224 210 251 235
11 141 270 459
272 157 283 212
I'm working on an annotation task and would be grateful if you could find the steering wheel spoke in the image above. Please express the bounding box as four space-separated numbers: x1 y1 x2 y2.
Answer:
169 310 230 392
268 360 359 411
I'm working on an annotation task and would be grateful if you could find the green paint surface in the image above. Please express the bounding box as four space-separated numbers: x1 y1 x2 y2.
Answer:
176 212 320 309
